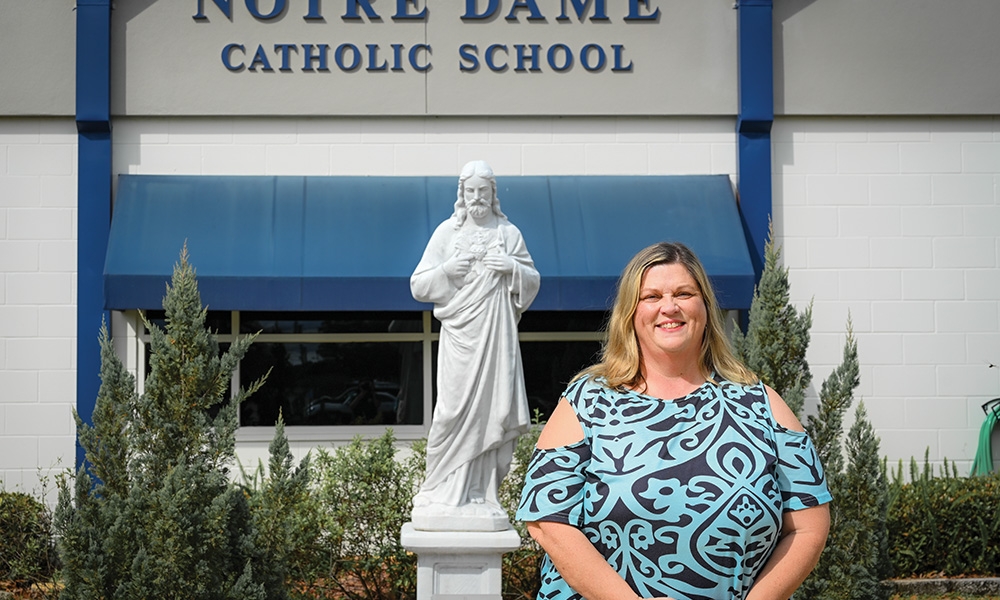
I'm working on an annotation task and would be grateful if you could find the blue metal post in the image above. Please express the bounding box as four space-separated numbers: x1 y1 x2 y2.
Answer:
736 0 774 283
76 0 113 470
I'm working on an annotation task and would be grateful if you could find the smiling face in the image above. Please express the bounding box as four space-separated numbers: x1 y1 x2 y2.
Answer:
632 262 708 367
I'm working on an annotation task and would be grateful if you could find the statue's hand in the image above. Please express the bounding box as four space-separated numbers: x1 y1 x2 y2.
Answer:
442 253 473 278
483 254 515 274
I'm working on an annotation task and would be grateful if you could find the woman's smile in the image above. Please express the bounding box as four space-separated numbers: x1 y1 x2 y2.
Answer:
633 262 707 361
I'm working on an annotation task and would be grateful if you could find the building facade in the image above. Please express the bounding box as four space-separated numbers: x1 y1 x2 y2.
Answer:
1 0 999 497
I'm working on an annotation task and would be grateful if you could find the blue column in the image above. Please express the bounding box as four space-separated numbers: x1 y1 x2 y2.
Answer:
76 0 112 470
736 0 773 282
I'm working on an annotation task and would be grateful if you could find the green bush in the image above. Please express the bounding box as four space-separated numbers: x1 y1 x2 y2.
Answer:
0 490 57 590
309 430 424 600
296 419 545 600
887 457 1000 578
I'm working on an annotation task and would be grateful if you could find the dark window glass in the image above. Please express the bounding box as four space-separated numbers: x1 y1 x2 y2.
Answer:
239 311 422 334
518 311 607 332
521 340 602 421
143 310 232 335
422 340 598 421
432 312 604 335
239 342 423 427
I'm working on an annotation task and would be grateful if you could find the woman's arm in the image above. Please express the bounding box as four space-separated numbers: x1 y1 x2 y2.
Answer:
528 520 652 600
745 504 830 600
747 385 832 599
528 399 673 600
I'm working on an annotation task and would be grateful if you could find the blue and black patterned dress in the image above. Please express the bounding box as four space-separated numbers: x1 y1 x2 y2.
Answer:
515 375 832 600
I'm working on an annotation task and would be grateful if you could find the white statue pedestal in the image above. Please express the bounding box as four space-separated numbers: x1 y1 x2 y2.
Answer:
401 522 521 600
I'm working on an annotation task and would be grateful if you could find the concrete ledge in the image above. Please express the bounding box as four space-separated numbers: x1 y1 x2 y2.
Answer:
889 578 1000 596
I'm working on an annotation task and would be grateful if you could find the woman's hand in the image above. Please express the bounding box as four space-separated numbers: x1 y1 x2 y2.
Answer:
745 504 831 600
527 521 643 600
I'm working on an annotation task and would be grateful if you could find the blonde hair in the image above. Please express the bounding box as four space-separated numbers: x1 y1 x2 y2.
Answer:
578 241 756 389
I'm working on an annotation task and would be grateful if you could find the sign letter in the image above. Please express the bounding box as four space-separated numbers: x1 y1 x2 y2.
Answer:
195 0 233 20
547 44 572 71
625 0 660 21
222 43 245 70
336 44 362 71
557 0 607 21
305 0 322 20
394 0 428 20
245 0 287 20
611 45 632 71
274 43 297 71
409 44 431 72
302 43 330 71
459 44 480 72
367 44 388 71
506 0 544 21
344 0 380 20
485 44 508 71
515 44 542 71
580 44 606 71
248 45 274 71
463 0 500 20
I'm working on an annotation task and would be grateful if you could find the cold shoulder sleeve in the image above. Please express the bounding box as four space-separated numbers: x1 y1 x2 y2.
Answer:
774 426 833 512
515 377 598 526
515 440 592 526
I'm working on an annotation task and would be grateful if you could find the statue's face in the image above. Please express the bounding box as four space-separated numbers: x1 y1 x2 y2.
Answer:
463 174 493 220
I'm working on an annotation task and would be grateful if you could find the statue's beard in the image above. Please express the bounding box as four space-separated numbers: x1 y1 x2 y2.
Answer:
468 203 490 219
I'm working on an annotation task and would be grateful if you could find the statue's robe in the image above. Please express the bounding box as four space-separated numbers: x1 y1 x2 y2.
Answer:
410 217 540 509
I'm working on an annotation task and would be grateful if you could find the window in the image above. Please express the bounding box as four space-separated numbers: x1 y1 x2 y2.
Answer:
129 310 606 441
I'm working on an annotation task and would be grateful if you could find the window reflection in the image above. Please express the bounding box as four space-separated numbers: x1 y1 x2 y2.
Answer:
240 311 421 334
239 341 423 427
132 309 608 432
521 340 602 420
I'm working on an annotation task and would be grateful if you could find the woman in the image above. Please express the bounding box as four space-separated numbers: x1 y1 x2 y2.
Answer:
516 242 831 600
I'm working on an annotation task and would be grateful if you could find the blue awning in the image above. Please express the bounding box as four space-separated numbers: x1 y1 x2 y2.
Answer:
105 174 755 311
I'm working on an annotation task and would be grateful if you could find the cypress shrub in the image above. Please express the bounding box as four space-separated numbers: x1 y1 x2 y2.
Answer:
732 226 813 417
54 248 275 600
240 415 322 599
797 323 892 600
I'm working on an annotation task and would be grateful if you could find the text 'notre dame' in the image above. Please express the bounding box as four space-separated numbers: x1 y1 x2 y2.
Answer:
195 0 661 74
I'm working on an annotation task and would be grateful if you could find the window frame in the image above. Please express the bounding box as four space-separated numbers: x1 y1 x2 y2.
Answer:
120 309 607 444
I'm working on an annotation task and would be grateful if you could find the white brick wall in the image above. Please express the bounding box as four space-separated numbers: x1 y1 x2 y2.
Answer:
112 116 737 178
0 119 77 497
2 115 998 491
774 116 1000 474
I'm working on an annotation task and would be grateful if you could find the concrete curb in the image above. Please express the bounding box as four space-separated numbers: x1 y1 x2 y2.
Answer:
890 578 1000 596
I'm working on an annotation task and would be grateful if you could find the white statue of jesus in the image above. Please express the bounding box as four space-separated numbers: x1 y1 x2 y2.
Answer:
410 160 540 531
